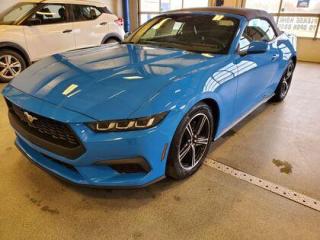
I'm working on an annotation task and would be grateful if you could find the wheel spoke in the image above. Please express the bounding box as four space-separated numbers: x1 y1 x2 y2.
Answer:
3 68 11 77
9 67 17 76
179 143 191 160
195 116 207 135
10 62 21 68
284 73 290 81
285 64 293 80
5 55 12 65
280 80 289 98
0 55 21 78
194 137 209 146
186 123 193 137
178 112 211 170
0 67 7 75
191 145 196 167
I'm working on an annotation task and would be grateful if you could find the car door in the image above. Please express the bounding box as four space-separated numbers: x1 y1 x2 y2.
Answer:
234 18 280 119
22 3 75 61
71 4 111 48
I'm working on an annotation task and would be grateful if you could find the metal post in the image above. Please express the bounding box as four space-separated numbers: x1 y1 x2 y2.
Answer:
122 0 130 33
314 15 320 39
277 0 284 24
241 0 246 8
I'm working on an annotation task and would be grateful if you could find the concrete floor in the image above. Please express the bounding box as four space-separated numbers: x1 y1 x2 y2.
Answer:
0 62 320 239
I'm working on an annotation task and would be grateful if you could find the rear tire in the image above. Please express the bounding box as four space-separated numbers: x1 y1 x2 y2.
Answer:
0 50 26 83
270 59 295 102
166 102 214 180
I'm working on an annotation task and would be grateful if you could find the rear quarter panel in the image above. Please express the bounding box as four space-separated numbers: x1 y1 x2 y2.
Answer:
271 33 297 90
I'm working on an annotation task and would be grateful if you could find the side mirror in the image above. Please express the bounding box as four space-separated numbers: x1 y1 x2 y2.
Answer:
247 41 268 54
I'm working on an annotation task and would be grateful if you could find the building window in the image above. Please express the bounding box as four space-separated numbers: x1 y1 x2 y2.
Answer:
245 0 320 39
139 0 209 25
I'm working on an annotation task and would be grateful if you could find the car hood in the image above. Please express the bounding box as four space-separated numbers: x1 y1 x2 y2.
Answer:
9 44 223 120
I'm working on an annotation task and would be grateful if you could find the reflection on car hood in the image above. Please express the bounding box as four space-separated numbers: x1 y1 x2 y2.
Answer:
10 44 220 120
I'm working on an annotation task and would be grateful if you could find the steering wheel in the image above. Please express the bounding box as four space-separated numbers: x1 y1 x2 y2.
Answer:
199 36 226 49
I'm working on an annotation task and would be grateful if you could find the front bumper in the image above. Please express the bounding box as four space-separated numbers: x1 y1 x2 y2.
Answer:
3 87 181 188
15 136 165 188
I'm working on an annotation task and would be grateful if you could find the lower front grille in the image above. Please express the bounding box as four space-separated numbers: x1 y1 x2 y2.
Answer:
95 157 151 174
7 100 85 159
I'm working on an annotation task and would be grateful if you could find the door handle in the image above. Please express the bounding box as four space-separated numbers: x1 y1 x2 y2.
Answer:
100 22 107 26
62 29 72 33
272 54 279 61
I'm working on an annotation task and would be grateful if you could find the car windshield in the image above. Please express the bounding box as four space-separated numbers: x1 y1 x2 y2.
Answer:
0 3 36 25
125 14 239 54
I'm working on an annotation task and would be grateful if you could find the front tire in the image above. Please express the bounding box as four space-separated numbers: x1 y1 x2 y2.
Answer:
166 102 214 180
270 59 295 102
0 50 26 83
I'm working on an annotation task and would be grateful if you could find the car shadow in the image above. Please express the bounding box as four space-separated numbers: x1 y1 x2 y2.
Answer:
209 102 272 153
59 176 182 200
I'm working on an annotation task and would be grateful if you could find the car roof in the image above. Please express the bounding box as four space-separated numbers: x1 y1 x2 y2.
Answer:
165 7 281 36
167 7 269 20
23 0 106 7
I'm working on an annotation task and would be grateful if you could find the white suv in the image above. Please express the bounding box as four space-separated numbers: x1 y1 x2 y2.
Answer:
0 0 125 82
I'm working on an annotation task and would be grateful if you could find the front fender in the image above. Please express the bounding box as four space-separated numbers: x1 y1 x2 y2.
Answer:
130 61 238 141
0 41 31 65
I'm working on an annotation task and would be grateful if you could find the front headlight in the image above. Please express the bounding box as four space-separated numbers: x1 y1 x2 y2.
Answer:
87 112 168 132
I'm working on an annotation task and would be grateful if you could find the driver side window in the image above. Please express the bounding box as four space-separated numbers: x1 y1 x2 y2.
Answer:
239 18 276 52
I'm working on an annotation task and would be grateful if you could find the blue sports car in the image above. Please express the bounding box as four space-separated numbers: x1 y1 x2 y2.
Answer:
2 8 296 188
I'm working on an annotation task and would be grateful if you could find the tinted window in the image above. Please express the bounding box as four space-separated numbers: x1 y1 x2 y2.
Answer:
73 5 102 21
239 18 276 51
128 14 239 54
28 4 68 25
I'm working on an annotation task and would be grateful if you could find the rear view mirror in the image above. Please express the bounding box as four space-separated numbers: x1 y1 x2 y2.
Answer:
247 41 268 54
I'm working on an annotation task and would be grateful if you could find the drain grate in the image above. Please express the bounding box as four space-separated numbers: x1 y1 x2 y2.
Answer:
204 158 320 212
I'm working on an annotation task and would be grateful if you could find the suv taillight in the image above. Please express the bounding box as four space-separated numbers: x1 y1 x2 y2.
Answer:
115 18 124 26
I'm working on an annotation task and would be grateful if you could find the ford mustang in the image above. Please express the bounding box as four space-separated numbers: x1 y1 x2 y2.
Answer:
2 7 296 188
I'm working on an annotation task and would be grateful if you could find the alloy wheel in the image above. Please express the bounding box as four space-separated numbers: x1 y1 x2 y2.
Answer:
0 55 22 80
280 62 294 98
178 113 211 171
